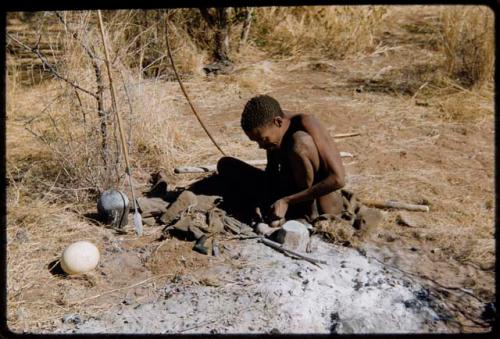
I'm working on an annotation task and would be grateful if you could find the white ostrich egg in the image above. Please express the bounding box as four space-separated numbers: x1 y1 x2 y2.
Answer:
60 241 100 275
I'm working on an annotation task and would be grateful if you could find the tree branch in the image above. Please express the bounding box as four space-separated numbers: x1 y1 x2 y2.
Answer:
6 32 98 99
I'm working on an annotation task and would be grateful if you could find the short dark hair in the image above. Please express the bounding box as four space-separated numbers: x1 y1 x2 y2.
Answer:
240 95 283 131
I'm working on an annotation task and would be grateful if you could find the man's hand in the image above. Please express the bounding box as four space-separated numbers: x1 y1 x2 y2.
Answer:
270 198 289 224
252 206 263 224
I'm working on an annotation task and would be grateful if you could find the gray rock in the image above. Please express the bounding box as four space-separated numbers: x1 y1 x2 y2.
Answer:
397 212 419 228
275 220 310 252
160 190 198 225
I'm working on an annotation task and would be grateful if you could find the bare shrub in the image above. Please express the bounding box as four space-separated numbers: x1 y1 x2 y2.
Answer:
7 11 190 198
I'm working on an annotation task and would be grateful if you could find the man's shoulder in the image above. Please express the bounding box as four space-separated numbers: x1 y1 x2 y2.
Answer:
290 112 319 126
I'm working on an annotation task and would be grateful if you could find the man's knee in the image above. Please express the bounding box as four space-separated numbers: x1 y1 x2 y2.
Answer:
217 156 238 175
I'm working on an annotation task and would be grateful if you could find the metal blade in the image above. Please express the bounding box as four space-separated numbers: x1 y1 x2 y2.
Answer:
134 211 143 236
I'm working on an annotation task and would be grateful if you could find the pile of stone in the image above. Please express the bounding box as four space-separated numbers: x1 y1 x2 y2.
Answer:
115 172 384 257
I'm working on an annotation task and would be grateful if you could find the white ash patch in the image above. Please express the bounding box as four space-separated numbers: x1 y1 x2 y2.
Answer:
54 237 449 334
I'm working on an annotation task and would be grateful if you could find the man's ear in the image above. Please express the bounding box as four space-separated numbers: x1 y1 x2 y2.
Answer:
273 116 283 128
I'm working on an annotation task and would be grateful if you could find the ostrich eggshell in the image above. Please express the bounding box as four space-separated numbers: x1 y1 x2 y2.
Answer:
61 241 100 275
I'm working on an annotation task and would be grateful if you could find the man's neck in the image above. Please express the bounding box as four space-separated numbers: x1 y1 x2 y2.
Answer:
278 115 293 149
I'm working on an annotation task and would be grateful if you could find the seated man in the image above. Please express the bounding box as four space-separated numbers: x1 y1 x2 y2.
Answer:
217 95 346 226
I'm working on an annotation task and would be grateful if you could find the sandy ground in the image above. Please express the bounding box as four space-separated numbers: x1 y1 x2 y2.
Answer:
53 235 450 334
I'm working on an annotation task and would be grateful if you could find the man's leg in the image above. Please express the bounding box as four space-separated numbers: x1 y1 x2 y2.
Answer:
216 156 271 221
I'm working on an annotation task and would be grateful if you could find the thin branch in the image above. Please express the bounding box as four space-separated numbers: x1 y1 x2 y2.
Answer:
6 32 98 99
165 14 226 156
55 11 111 171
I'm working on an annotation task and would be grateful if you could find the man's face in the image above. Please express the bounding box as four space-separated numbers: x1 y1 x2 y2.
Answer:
245 118 283 151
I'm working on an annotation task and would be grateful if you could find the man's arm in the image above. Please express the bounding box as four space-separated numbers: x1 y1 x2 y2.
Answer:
283 114 346 206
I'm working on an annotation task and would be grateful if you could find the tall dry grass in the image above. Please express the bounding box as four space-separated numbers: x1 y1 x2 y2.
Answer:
252 6 389 58
439 5 494 88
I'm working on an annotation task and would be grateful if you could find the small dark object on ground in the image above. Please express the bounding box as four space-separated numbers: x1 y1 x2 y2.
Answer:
415 288 432 303
203 60 234 75
404 299 422 310
62 314 82 325
147 171 169 198
330 312 340 333
48 260 67 276
481 302 496 325
193 235 209 255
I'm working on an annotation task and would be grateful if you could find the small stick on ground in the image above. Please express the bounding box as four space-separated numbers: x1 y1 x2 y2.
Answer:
333 132 361 138
362 199 430 212
70 273 173 305
259 237 327 266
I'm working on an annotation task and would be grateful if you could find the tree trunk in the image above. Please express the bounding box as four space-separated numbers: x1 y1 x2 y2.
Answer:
238 7 253 51
200 7 231 63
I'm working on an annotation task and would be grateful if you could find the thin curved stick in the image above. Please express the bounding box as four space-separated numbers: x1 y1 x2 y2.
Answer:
165 13 226 156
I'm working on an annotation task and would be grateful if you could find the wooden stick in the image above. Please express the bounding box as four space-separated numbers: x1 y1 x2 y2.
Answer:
362 199 430 212
259 238 327 265
165 14 226 156
97 10 143 235
333 132 361 138
174 152 354 174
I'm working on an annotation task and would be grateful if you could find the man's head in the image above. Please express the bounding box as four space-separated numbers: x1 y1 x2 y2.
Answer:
241 95 287 150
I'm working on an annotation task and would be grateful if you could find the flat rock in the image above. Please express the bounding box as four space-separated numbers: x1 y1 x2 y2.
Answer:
160 191 197 225
353 206 384 233
137 197 169 218
275 220 310 252
397 212 419 228
195 195 222 212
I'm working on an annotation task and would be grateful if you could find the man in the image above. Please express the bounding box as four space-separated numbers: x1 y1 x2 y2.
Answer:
217 94 346 226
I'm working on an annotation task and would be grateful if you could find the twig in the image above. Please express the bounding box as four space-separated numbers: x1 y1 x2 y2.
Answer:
226 235 261 240
259 237 327 266
333 132 361 138
70 273 173 305
362 199 430 212
165 12 226 156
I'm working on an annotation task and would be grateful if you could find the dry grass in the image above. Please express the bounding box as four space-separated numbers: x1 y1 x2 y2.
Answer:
433 87 494 122
252 6 389 59
6 198 111 330
439 6 494 88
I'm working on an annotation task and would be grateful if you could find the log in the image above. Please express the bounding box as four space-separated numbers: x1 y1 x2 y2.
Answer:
363 199 430 212
259 237 327 265
174 152 354 174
